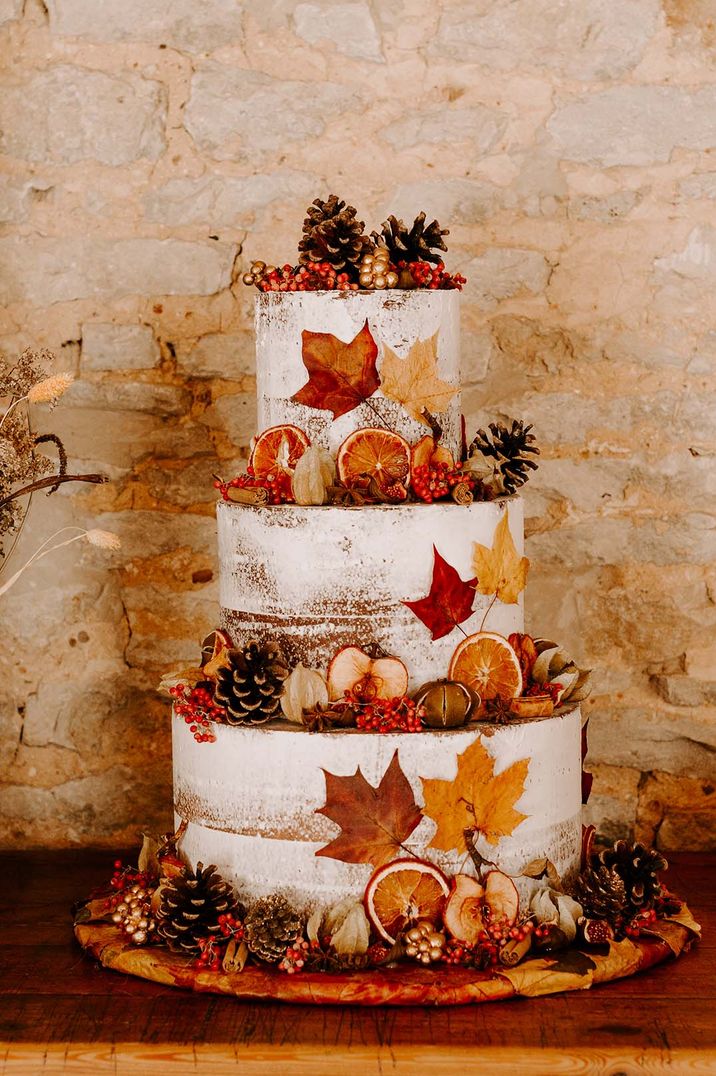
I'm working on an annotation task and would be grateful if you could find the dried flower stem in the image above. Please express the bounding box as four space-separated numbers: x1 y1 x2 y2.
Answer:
0 472 108 512
0 525 118 597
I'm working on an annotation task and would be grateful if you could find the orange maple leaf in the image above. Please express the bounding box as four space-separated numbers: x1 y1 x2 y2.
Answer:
421 737 529 851
472 512 529 605
292 321 380 420
380 332 458 425
315 750 422 867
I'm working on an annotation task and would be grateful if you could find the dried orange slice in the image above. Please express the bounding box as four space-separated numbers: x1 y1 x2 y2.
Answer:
448 631 523 701
249 424 310 479
336 427 411 487
365 858 450 943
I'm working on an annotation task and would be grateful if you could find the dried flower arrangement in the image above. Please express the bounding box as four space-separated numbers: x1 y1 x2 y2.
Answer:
0 348 118 596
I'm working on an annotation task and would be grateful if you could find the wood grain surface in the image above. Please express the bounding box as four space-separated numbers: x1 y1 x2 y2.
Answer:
0 850 713 1075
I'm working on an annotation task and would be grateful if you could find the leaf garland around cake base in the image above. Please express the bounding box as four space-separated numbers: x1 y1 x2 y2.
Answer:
241 196 466 292
75 828 699 989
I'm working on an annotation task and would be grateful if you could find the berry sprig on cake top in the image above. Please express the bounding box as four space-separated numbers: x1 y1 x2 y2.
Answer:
79 824 692 981
242 195 466 292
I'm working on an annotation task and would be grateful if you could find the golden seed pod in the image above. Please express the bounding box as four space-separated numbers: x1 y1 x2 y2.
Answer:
385 271 399 288
242 272 256 286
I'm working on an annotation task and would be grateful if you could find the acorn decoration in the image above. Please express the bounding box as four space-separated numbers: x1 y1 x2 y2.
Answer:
413 679 477 728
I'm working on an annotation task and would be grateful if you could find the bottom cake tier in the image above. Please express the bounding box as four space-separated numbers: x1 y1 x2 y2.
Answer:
173 706 583 910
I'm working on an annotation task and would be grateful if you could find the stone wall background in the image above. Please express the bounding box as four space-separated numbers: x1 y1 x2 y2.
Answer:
1 0 714 850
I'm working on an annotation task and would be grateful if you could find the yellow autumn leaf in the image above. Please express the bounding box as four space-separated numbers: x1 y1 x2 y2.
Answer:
472 512 529 605
421 737 529 852
380 333 458 425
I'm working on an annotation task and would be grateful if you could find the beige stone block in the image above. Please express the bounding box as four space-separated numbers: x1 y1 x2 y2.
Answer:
655 226 716 281
202 391 257 449
144 171 314 228
184 65 359 160
431 0 659 80
63 378 190 417
93 510 217 559
0 0 21 23
389 179 500 226
548 86 716 166
586 706 716 777
583 764 641 843
650 675 716 707
292 2 382 61
568 191 643 222
461 248 550 310
684 645 716 680
637 771 716 851
0 66 166 166
381 105 507 154
184 331 254 379
678 173 716 202
47 0 244 52
81 324 159 372
0 237 236 303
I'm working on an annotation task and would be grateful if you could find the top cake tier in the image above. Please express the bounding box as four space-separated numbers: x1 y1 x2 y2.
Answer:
255 290 462 459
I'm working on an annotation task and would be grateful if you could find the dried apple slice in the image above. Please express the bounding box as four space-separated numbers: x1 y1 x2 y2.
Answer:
443 873 487 945
410 434 455 472
484 870 519 926
327 646 408 701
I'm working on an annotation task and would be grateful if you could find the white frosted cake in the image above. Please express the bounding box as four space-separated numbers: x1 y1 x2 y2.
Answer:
171 278 588 912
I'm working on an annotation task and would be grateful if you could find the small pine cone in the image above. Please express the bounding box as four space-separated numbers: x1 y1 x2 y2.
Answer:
598 840 667 915
469 419 540 494
214 640 289 725
573 864 629 931
371 212 449 266
245 895 303 963
156 862 239 955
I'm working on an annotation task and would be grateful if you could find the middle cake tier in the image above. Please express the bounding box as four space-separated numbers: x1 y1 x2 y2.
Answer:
218 496 524 687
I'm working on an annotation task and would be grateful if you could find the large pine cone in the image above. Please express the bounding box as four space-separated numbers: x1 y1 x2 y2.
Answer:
598 840 667 914
469 419 540 495
244 895 303 963
298 195 371 273
156 862 239 955
214 640 289 725
573 864 629 928
371 211 449 265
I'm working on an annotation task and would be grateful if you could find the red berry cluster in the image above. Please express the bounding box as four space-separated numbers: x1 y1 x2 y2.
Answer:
258 262 359 293
402 260 466 290
279 939 310 974
411 462 476 503
354 694 426 733
524 681 562 703
170 683 223 743
444 917 540 967
196 936 223 972
102 861 154 909
214 470 294 506
625 908 658 938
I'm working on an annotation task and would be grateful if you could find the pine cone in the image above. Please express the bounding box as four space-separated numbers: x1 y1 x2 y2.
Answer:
156 862 240 955
371 212 449 266
214 640 289 725
244 894 303 963
298 195 372 274
598 840 667 915
573 864 629 931
469 419 540 495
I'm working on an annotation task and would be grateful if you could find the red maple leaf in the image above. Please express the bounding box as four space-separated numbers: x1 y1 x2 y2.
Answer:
291 320 380 420
403 546 477 641
315 750 422 867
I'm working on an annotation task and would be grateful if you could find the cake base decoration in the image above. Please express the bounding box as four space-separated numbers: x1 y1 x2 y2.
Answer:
73 829 700 1006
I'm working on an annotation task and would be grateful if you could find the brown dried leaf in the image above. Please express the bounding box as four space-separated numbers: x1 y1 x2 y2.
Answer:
316 750 422 867
292 321 380 419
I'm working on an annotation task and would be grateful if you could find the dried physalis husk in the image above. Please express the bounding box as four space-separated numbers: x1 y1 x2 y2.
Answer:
308 897 371 955
292 445 336 506
532 639 592 704
280 663 329 723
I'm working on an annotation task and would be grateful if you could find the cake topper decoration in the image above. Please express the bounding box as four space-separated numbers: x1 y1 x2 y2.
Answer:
243 195 465 292
292 321 380 419
379 332 459 425
315 750 422 867
421 737 530 853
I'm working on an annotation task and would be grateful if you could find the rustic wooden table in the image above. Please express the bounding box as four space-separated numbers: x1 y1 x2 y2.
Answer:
0 850 712 1075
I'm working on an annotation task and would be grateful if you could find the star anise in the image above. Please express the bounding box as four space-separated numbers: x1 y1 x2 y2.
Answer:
483 696 515 724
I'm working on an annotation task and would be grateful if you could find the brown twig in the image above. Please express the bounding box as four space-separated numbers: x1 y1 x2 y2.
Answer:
0 472 108 511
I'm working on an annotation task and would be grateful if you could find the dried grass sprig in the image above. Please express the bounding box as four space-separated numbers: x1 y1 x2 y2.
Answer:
0 526 122 597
